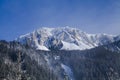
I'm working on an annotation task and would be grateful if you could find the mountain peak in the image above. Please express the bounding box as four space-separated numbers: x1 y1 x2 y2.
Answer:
17 27 117 51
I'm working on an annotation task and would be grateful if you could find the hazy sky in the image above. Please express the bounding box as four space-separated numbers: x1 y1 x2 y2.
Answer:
0 0 120 41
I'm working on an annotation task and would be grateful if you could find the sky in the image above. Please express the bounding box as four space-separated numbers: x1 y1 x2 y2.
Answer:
0 0 120 41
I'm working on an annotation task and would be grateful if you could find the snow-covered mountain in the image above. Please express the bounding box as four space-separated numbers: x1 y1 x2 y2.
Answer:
17 27 117 51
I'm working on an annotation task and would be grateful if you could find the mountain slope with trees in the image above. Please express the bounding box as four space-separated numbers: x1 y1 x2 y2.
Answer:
0 40 120 80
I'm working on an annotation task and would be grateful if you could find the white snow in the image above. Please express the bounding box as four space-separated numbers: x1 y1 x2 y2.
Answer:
61 41 80 50
44 55 50 65
36 45 49 51
54 56 60 60
19 33 31 38
61 63 74 80
33 31 49 51
17 27 117 51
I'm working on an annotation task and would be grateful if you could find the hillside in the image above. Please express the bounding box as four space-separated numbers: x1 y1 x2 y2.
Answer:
0 40 120 80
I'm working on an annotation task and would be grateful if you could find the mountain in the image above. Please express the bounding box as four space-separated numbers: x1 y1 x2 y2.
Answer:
17 27 116 51
0 40 120 80
105 40 120 53
1 27 120 80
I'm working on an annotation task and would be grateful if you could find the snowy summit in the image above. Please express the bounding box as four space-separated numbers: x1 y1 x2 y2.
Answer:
17 27 116 51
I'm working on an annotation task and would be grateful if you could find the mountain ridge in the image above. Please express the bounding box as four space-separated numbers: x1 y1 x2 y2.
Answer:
17 27 118 51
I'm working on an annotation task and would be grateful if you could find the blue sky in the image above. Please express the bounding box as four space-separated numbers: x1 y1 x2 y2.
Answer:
0 0 120 41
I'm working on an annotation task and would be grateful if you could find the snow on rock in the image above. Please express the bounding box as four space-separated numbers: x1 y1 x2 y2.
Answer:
36 45 49 51
61 41 80 50
17 27 117 51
